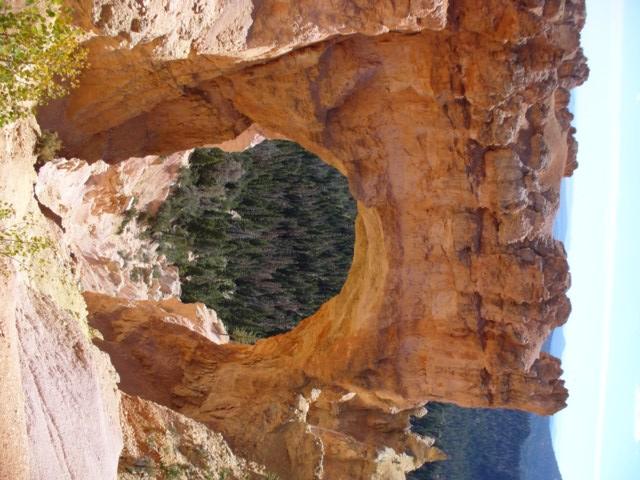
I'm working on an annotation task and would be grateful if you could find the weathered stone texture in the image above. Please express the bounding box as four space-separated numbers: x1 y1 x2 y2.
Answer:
0 120 122 480
35 154 187 301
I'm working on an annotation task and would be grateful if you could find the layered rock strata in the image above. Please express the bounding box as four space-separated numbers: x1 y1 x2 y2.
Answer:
37 0 588 478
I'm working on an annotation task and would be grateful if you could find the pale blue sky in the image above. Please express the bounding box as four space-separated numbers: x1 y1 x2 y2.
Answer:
551 1 640 479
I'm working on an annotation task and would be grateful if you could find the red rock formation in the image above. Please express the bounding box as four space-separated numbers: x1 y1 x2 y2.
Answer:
37 0 588 478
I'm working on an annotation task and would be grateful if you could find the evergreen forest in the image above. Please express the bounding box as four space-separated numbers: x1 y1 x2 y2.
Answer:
410 403 527 480
144 140 356 338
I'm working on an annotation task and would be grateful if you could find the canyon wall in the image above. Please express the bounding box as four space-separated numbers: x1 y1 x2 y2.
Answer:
3 0 590 479
3 136 259 479
0 119 122 480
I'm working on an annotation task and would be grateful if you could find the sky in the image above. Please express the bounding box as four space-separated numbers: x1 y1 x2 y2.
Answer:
551 1 640 479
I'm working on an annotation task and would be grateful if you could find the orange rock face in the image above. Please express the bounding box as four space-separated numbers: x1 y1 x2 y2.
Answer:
39 0 588 478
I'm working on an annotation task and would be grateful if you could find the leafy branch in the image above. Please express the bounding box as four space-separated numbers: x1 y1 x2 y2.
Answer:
0 201 53 275
0 0 87 126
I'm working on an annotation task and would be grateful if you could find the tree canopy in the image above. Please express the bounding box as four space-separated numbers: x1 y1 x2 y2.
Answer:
410 403 531 480
145 141 357 338
0 0 86 126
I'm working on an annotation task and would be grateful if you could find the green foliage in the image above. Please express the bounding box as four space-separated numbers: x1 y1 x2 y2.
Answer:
0 201 52 274
231 327 258 345
163 464 187 479
409 403 531 480
145 141 356 337
117 197 138 234
0 0 87 126
34 129 62 166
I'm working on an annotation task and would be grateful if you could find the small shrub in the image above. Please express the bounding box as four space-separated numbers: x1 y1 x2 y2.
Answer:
151 264 162 279
145 432 158 450
117 197 138 234
117 249 132 262
231 327 258 345
163 464 186 479
0 201 52 275
129 266 147 283
34 129 62 167
0 0 87 126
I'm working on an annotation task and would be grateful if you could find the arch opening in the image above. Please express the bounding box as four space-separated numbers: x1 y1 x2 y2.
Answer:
144 140 357 341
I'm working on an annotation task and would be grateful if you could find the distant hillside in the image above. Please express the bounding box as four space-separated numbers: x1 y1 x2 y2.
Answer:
520 415 563 480
409 404 563 480
542 327 566 359
552 179 571 243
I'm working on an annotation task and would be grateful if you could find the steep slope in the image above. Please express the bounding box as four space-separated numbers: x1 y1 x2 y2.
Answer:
0 119 122 480
35 153 187 300
34 151 269 479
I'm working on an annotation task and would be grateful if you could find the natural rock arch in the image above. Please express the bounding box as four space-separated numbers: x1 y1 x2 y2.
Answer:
42 0 588 477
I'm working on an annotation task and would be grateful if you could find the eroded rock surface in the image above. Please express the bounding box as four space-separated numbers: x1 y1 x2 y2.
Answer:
0 119 122 480
33 148 257 479
118 394 264 480
35 154 187 300
37 0 588 478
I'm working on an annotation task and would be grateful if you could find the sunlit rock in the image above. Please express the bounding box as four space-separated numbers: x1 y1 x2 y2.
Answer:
1 0 592 478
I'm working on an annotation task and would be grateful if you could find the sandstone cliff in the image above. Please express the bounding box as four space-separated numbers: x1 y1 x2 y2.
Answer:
0 119 122 480
1 0 588 479
1 122 260 479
